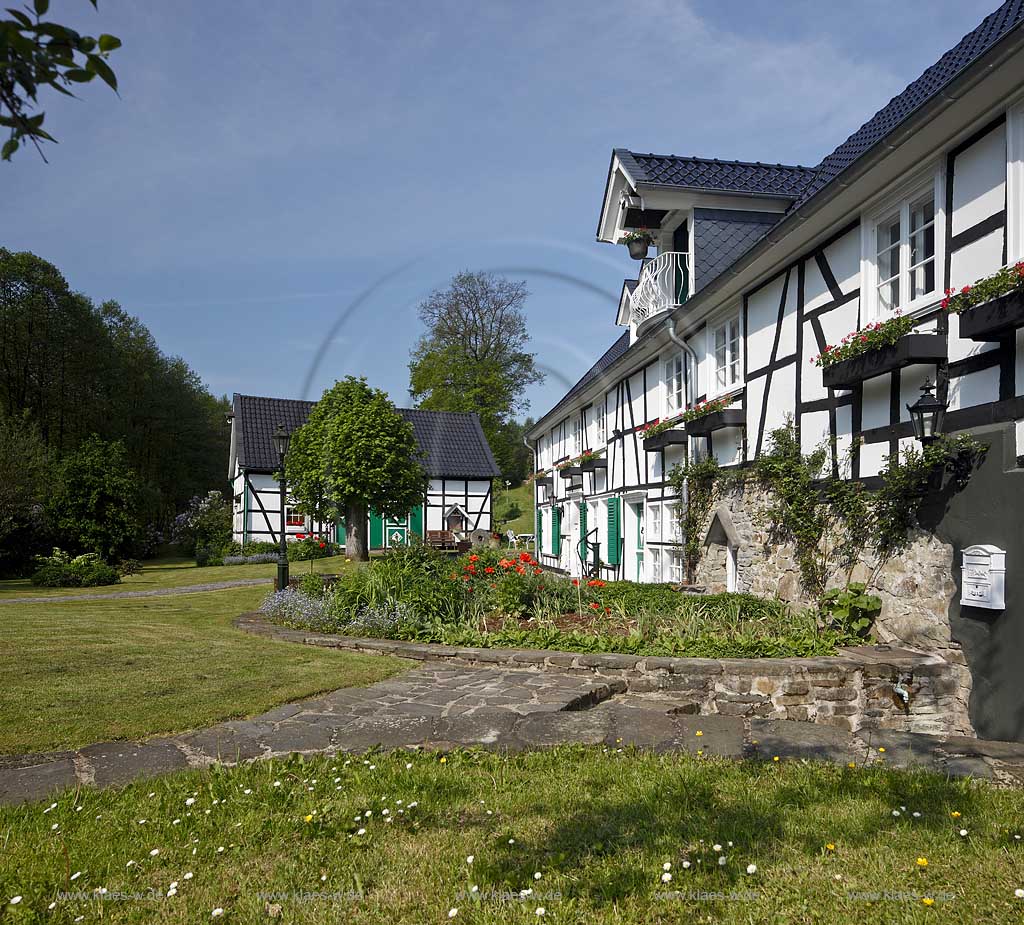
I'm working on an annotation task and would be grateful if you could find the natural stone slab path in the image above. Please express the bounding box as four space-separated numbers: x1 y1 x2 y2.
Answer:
4 658 1024 805
0 578 269 604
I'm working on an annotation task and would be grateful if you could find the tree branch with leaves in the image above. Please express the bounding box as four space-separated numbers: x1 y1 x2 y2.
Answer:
0 0 120 161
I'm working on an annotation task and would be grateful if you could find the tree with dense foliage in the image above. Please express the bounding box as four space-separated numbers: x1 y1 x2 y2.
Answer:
1 0 121 161
408 272 543 480
288 377 425 561
48 435 142 562
0 249 230 549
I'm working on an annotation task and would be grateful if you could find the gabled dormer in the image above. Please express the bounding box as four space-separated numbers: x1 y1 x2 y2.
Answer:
598 149 815 341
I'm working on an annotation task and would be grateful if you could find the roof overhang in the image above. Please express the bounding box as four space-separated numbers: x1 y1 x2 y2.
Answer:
540 24 1024 441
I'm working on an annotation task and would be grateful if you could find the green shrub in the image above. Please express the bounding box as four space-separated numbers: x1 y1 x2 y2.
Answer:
30 549 121 588
288 536 341 562
298 572 328 598
819 582 881 639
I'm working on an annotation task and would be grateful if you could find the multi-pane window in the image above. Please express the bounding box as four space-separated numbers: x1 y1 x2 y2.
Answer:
710 316 741 394
646 502 662 544
595 402 606 445
874 189 937 315
573 415 583 454
667 550 686 583
668 503 684 544
664 354 685 416
650 548 662 583
285 507 305 528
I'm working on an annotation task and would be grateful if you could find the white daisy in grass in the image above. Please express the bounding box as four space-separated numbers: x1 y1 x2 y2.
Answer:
243 789 252 795
661 872 672 883
9 897 22 905
718 856 727 867
447 908 458 918
466 855 474 865
356 828 366 836
169 882 178 890
185 798 195 806
534 872 542 880
149 792 156 798
1014 888 1024 899
167 888 177 898
959 829 969 837
273 781 281 788
173 819 181 825
406 763 413 770
746 864 757 875
149 849 160 857
48 902 56 910
126 861 136 868
217 847 225 854
470 886 479 894
408 802 418 809
508 839 515 845
535 908 546 916
138 819 147 824
43 803 56 813
184 873 194 880
211 908 224 917
712 844 722 853
892 810 901 817
520 888 532 897
70 872 82 881
681 861 691 869
912 812 921 818
50 823 59 831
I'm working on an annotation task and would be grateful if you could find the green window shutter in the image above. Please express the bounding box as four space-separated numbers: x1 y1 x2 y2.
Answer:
335 521 347 545
606 498 621 565
536 508 543 554
551 507 561 557
369 511 384 549
579 501 587 538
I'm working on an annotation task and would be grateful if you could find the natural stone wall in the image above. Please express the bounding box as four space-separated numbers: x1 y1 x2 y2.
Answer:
237 615 973 738
694 481 968 646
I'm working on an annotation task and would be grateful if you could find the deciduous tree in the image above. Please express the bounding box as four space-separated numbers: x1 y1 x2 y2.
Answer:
288 377 425 561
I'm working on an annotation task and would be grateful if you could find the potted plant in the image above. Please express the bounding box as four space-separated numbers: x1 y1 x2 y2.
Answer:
640 416 687 451
618 230 654 260
576 449 606 471
679 396 744 436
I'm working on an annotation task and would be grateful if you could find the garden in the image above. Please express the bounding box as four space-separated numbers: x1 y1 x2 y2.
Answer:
260 543 866 659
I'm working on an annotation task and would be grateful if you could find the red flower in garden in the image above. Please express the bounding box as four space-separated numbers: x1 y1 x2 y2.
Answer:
516 566 526 575
571 578 579 586
519 552 531 562
961 285 972 294
319 542 326 549
605 606 611 614
586 579 605 588
296 533 306 540
484 567 495 574
469 554 480 562
533 568 542 575
589 602 600 610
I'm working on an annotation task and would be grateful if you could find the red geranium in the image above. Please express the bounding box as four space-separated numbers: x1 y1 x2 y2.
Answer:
484 567 495 574
519 552 531 562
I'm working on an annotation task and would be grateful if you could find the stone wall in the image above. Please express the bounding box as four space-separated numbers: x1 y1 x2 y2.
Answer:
691 479 974 733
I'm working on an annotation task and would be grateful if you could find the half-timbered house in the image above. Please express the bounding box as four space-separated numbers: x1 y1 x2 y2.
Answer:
526 2 1024 740
228 394 499 549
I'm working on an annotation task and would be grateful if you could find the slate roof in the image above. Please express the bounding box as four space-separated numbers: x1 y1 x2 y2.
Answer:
616 149 815 198
539 332 631 426
692 209 781 290
232 394 500 478
791 0 1024 212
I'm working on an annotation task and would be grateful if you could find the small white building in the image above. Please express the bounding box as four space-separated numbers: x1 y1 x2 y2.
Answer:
227 394 500 549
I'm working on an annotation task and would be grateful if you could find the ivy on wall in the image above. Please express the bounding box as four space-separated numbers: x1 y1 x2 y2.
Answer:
668 424 985 604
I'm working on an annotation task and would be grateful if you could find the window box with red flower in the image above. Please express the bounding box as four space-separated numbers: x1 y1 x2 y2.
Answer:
944 262 1024 341
556 459 582 479
678 396 744 437
813 313 946 390
640 416 686 451
526 469 554 487
576 449 606 471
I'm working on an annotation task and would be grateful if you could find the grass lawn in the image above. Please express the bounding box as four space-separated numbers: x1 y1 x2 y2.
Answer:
493 482 534 538
0 584 406 755
0 554 352 600
2 748 1024 923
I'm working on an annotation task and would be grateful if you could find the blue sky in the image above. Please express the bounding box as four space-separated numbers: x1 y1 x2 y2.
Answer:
3 0 999 418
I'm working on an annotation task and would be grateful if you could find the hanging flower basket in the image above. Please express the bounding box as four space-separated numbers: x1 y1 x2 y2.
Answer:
618 230 654 260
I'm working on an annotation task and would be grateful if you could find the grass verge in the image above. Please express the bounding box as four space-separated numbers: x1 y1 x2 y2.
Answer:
1 747 1023 922
0 585 405 755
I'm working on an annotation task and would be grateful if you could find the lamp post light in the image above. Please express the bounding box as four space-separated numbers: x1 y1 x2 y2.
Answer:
907 378 947 447
271 423 291 591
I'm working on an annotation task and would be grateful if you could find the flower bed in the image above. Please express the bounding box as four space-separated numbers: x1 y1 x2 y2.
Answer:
260 545 862 659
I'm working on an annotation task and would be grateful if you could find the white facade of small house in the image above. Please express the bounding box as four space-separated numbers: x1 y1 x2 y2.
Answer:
227 395 499 549
527 5 1024 586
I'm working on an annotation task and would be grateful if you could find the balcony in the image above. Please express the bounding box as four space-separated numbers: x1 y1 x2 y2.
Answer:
630 251 691 328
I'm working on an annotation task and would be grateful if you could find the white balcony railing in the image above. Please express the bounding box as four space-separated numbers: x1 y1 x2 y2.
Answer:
630 251 691 326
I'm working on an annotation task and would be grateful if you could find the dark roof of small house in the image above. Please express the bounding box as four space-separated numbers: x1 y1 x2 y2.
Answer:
538 332 631 426
616 149 815 198
790 0 1024 211
232 394 500 478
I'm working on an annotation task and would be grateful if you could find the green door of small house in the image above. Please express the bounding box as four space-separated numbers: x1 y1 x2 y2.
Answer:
335 521 347 546
634 501 645 581
384 513 410 547
409 504 424 540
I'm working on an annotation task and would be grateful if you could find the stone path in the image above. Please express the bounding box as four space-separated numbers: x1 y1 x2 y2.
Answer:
0 579 269 605
5 659 1024 805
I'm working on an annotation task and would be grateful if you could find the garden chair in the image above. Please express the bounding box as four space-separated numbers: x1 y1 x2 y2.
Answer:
506 529 518 549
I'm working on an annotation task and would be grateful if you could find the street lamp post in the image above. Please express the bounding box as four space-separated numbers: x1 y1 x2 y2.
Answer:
271 423 291 591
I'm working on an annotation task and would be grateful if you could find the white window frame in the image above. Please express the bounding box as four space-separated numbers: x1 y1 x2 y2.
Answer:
1008 100 1024 264
646 502 662 545
572 414 583 455
649 547 662 583
663 352 685 417
284 506 306 529
705 310 743 399
861 165 946 322
595 400 607 446
667 548 686 584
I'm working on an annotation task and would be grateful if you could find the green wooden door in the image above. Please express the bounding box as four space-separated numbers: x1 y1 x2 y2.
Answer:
335 521 347 546
410 504 424 539
384 513 410 547
369 511 384 550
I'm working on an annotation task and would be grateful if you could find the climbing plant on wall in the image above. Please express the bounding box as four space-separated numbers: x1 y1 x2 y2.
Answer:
668 424 985 604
